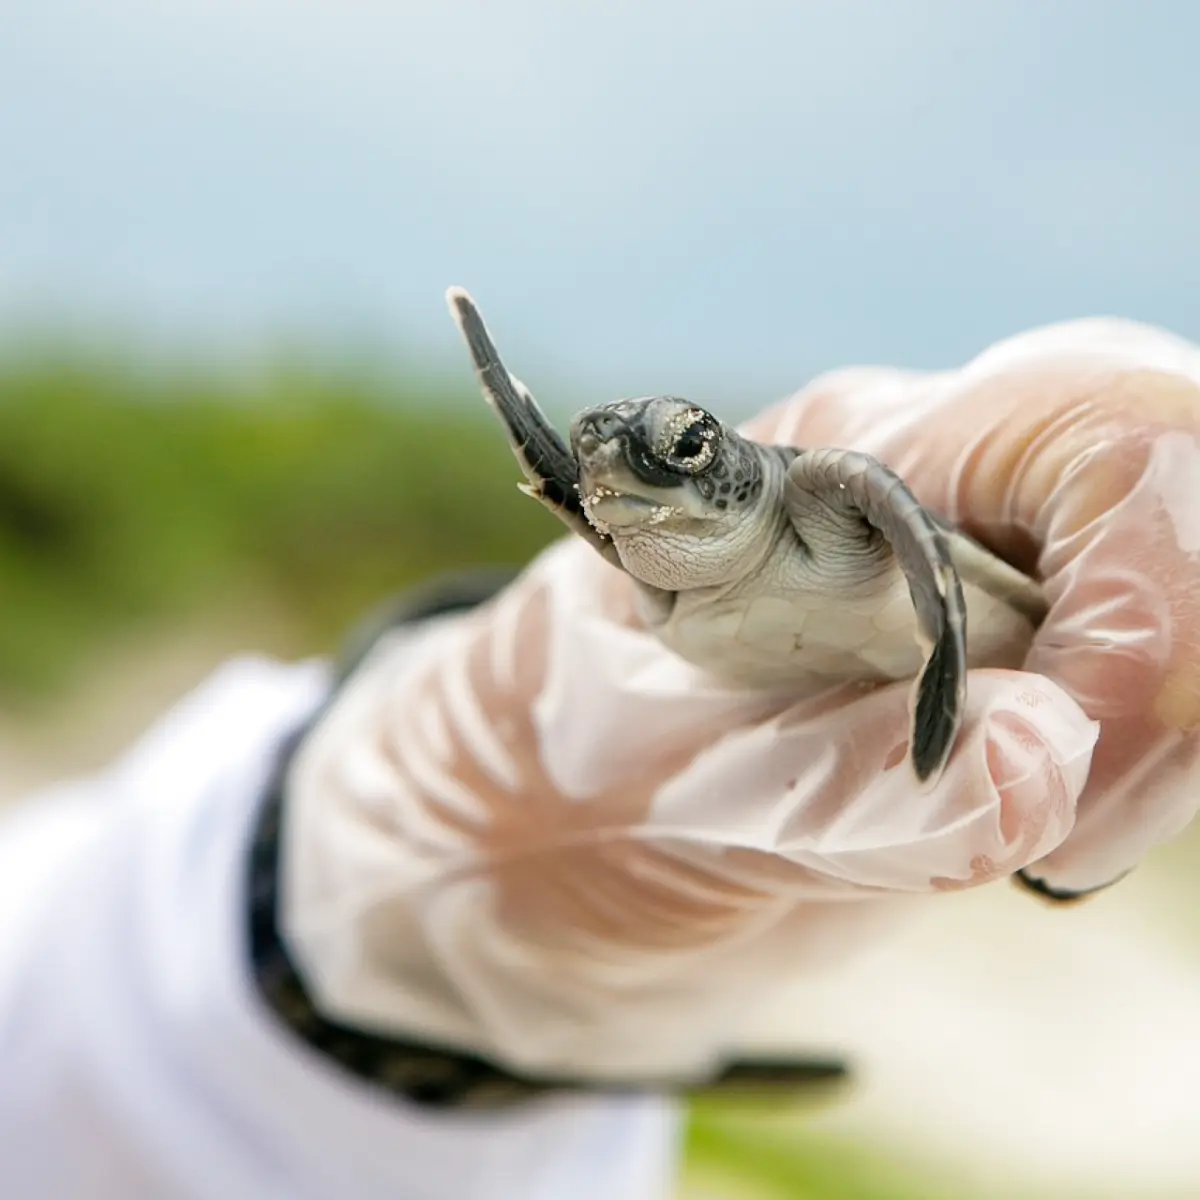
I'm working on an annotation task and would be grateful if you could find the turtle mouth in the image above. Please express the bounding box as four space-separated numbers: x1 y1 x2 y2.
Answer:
575 435 688 531
582 483 684 531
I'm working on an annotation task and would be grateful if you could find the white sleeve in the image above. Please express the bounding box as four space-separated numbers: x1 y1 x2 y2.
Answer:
0 657 681 1200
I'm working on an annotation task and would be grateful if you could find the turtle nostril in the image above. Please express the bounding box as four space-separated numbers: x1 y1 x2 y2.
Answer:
574 410 624 450
593 411 622 437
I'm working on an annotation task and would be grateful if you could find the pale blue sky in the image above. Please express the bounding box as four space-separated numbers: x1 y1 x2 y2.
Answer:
3 1 1198 410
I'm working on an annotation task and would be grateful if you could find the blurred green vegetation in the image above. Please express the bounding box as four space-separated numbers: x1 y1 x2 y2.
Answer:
682 1099 959 1200
0 351 558 709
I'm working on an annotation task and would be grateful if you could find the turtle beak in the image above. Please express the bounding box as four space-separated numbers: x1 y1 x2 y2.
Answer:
570 409 628 459
570 410 634 483
570 411 662 527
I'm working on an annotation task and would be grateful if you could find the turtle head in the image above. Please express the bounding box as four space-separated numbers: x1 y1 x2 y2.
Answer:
570 396 778 589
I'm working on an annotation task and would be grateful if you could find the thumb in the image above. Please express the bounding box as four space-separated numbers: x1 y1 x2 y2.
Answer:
645 669 1098 895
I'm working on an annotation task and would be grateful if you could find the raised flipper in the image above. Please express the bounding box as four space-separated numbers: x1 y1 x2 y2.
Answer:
446 287 619 566
783 448 967 784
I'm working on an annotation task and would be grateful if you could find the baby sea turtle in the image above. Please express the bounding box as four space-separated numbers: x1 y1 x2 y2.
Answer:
447 287 1047 784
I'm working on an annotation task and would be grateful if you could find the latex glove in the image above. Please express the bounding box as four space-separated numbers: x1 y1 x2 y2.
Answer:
278 319 1200 1083
748 317 1200 898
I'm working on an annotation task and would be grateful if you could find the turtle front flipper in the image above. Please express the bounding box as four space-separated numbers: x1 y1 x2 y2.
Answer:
446 287 619 565
783 449 967 784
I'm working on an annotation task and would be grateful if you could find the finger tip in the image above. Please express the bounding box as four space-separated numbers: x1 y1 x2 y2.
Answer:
980 720 1089 872
931 672 1095 872
971 668 1100 748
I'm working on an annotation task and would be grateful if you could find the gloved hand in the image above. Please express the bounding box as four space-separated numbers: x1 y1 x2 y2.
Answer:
746 316 1200 899
279 317 1200 1084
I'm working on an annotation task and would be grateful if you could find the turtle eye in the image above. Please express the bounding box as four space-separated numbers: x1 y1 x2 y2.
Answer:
663 411 718 473
673 422 707 460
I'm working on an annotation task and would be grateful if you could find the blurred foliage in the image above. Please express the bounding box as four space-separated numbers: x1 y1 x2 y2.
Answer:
0 352 558 708
683 1101 954 1200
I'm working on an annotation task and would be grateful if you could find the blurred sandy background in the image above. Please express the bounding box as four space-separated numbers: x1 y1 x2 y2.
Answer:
5 4 1200 1197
